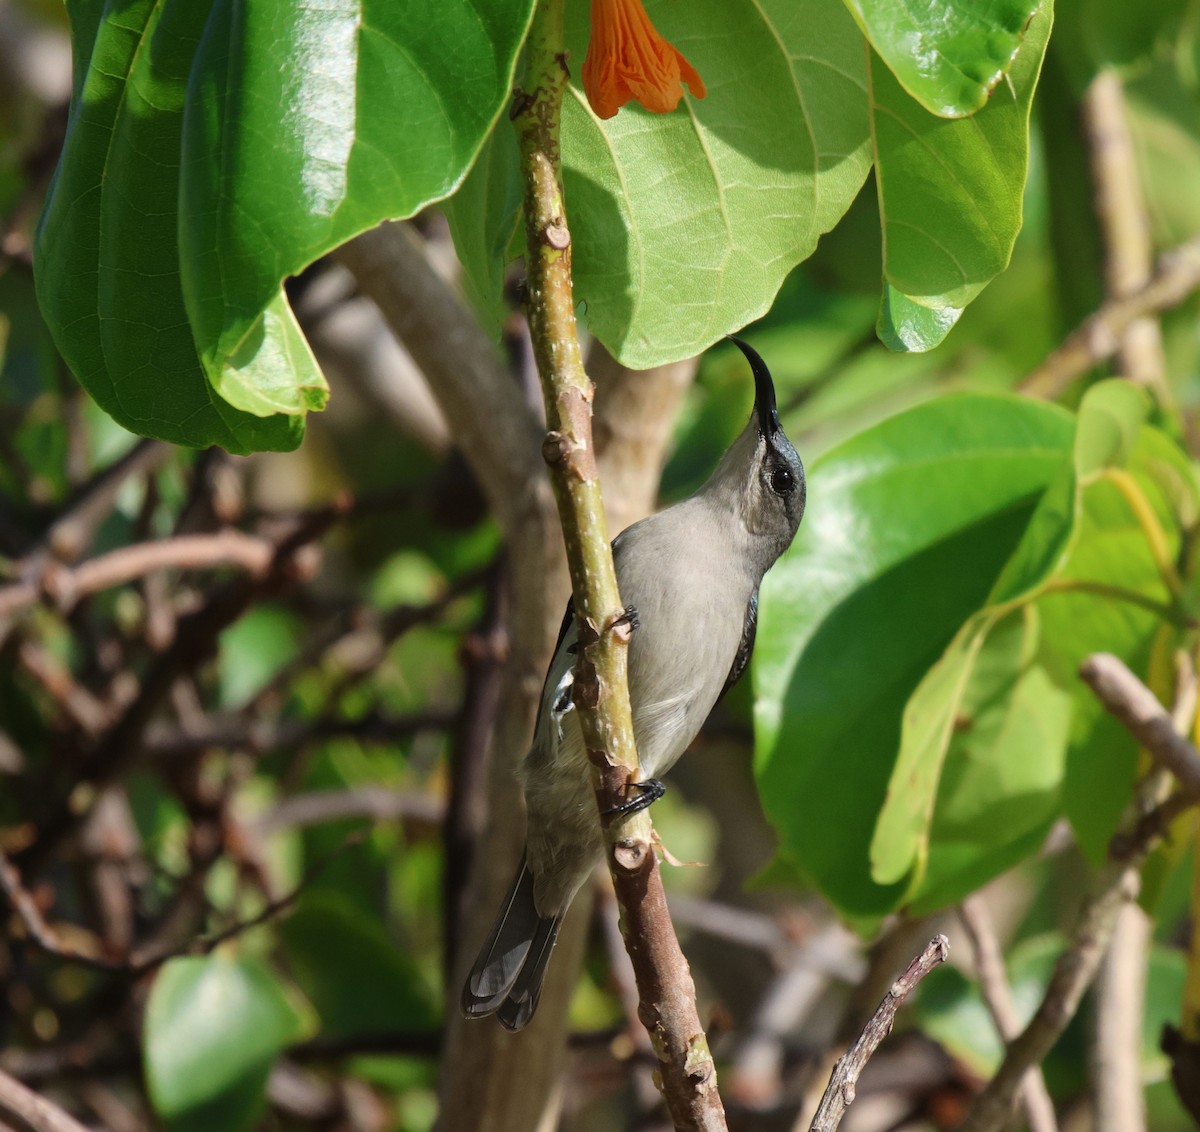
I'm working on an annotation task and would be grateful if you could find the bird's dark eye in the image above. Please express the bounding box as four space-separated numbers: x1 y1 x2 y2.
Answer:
769 465 794 495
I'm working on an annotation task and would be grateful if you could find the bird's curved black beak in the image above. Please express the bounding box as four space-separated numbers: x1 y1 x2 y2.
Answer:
728 335 781 440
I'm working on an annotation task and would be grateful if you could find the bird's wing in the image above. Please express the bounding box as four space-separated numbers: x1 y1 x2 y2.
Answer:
719 587 758 702
530 595 578 745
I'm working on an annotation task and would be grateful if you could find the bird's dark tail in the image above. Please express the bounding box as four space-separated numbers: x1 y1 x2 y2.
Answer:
460 853 563 1031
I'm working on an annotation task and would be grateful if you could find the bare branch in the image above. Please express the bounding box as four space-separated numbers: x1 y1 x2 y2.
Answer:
142 709 456 760
16 506 343 875
959 896 1058 1132
0 1068 90 1132
250 786 446 836
0 529 277 619
1080 70 1166 396
1080 653 1200 800
1093 904 1151 1132
1020 236 1200 399
808 935 950 1132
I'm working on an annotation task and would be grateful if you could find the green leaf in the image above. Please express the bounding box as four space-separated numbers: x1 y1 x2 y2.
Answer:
1051 480 1180 858
988 378 1150 605
557 0 874 368
872 0 1052 352
144 954 315 1132
870 610 994 888
877 284 963 351
34 0 300 453
443 128 525 334
844 0 1040 117
871 381 1167 900
37 0 533 450
754 394 1073 918
908 607 1073 913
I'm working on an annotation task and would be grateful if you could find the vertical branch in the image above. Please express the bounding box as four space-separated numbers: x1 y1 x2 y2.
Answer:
1080 70 1168 399
512 3 727 1127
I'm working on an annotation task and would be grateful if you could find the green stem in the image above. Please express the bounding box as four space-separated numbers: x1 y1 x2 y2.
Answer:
513 0 639 783
1093 467 1187 604
1038 576 1186 625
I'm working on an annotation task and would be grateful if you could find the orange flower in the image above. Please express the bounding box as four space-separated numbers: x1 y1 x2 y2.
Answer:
581 0 706 120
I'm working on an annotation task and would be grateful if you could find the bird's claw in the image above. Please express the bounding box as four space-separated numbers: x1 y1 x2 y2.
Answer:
602 777 664 818
613 605 640 633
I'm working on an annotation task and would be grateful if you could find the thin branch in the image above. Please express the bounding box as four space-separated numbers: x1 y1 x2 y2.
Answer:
808 935 950 1132
250 786 446 836
0 529 277 619
129 830 367 972
0 1068 90 1132
959 896 1058 1132
40 439 174 563
1020 236 1200 398
2 833 365 974
1080 653 1200 800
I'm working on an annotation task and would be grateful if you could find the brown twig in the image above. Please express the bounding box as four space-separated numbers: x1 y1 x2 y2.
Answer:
2 832 365 974
958 896 1058 1132
0 529 277 619
0 1067 90 1132
250 786 446 835
39 439 174 563
808 935 950 1132
1020 236 1200 398
1079 653 1200 800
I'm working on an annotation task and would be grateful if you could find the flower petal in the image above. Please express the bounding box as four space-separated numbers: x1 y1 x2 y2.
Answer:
582 0 705 120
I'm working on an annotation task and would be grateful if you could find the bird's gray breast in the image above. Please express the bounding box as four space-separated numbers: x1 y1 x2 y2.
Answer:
617 504 754 778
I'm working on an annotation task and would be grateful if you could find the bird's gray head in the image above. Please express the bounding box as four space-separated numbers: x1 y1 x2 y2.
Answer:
702 337 806 568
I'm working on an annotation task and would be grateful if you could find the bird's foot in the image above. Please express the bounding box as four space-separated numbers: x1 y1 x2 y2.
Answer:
613 605 640 633
602 777 664 818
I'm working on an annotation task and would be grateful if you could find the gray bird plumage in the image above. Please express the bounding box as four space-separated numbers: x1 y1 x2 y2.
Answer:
462 337 805 1030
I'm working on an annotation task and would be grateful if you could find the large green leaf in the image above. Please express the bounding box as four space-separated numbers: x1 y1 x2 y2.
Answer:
868 381 1165 901
754 394 1073 918
453 0 1049 367
845 0 1039 117
873 0 1053 351
144 954 315 1132
36 0 533 451
906 606 1073 914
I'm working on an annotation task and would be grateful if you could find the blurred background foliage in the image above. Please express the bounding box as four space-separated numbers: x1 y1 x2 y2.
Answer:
5 0 1200 1130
